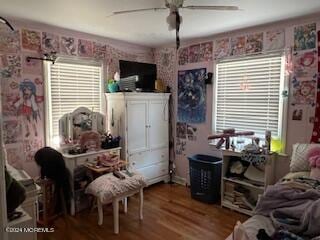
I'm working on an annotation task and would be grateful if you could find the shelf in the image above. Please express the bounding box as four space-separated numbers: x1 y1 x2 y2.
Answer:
221 200 254 216
223 177 265 191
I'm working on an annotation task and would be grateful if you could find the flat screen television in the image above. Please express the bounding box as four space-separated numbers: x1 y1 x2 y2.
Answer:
119 60 157 92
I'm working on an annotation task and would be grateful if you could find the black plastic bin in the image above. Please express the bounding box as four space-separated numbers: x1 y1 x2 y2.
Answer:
188 154 222 203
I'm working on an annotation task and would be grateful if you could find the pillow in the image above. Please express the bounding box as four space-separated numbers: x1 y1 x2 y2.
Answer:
290 143 320 172
310 168 320 180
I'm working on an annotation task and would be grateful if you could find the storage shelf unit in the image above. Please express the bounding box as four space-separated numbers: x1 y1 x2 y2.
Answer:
221 149 276 216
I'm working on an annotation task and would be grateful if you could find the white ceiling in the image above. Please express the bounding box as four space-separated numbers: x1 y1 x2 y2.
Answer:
1 0 320 47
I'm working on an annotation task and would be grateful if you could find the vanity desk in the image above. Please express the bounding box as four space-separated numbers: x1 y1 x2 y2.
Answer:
62 147 121 215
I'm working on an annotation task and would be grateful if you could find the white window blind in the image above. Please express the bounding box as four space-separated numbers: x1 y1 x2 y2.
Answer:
47 62 102 145
215 55 284 138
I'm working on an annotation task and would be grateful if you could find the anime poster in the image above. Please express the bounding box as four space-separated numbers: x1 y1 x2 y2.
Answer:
246 32 263 54
6 145 24 169
292 80 316 106
3 120 22 144
42 32 60 53
178 47 189 65
178 68 206 123
93 42 107 59
176 138 186 155
23 138 44 162
293 51 317 79
60 36 77 56
0 27 20 53
15 79 44 138
265 29 285 51
21 29 41 52
189 44 200 63
187 124 197 141
22 53 42 75
199 41 213 62
176 122 187 138
214 38 230 59
230 36 246 56
78 39 93 57
0 54 21 78
1 78 20 117
294 23 316 51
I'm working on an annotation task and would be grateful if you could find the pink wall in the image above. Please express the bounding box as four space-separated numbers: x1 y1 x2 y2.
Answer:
0 18 154 177
154 14 320 181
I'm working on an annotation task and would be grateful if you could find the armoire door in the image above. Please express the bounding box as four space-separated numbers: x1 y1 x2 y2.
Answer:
126 100 149 154
148 100 169 150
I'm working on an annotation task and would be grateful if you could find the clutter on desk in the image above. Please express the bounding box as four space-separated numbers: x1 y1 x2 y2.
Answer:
101 133 121 149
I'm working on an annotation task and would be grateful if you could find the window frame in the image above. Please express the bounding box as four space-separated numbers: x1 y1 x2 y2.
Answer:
44 57 105 147
212 53 288 151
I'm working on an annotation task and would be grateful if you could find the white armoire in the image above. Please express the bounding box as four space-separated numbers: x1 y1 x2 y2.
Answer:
105 93 170 185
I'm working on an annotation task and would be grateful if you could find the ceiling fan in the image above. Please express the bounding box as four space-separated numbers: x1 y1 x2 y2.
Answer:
109 0 239 49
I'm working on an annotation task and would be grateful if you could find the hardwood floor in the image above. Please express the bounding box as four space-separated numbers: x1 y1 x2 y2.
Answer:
38 183 248 240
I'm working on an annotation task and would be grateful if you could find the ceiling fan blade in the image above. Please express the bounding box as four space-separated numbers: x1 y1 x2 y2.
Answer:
112 7 167 16
183 5 239 11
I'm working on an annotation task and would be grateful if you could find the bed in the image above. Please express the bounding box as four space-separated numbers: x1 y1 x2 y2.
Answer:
226 143 320 240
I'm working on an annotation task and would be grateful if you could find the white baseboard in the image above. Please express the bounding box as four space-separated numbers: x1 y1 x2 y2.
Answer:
172 176 187 186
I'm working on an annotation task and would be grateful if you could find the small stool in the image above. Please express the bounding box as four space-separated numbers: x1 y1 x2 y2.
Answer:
85 172 146 234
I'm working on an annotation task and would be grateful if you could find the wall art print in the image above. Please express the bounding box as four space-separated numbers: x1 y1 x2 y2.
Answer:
293 50 318 79
294 23 316 51
42 32 60 53
0 27 20 53
60 36 77 56
230 36 246 56
0 54 21 78
15 79 44 138
6 145 24 170
176 138 186 155
292 79 316 106
3 120 22 144
93 42 107 59
310 31 320 143
178 47 189 65
264 29 285 51
214 38 230 59
176 122 187 138
199 41 213 62
21 29 41 52
187 124 197 141
178 68 206 123
246 32 263 54
22 53 42 75
1 78 20 117
189 44 200 63
23 138 44 162
78 39 93 57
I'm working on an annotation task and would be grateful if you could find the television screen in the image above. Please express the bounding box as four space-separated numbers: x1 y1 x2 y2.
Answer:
119 60 157 91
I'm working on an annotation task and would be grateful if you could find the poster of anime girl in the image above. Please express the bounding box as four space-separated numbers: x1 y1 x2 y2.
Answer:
292 80 316 106
78 39 93 57
3 120 22 144
214 38 230 59
178 47 189 65
189 44 200 63
178 68 206 123
246 32 263 54
0 27 20 53
293 50 317 79
42 32 60 53
199 41 213 62
14 79 43 138
23 138 44 162
0 54 21 79
60 36 77 56
265 29 285 51
294 23 316 51
6 145 24 169
230 36 246 56
93 42 107 59
21 29 41 52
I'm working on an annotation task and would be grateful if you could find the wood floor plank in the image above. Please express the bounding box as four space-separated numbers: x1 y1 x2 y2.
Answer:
38 183 248 240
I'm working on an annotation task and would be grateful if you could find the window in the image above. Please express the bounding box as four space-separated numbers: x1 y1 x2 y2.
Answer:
45 60 103 146
214 54 286 140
